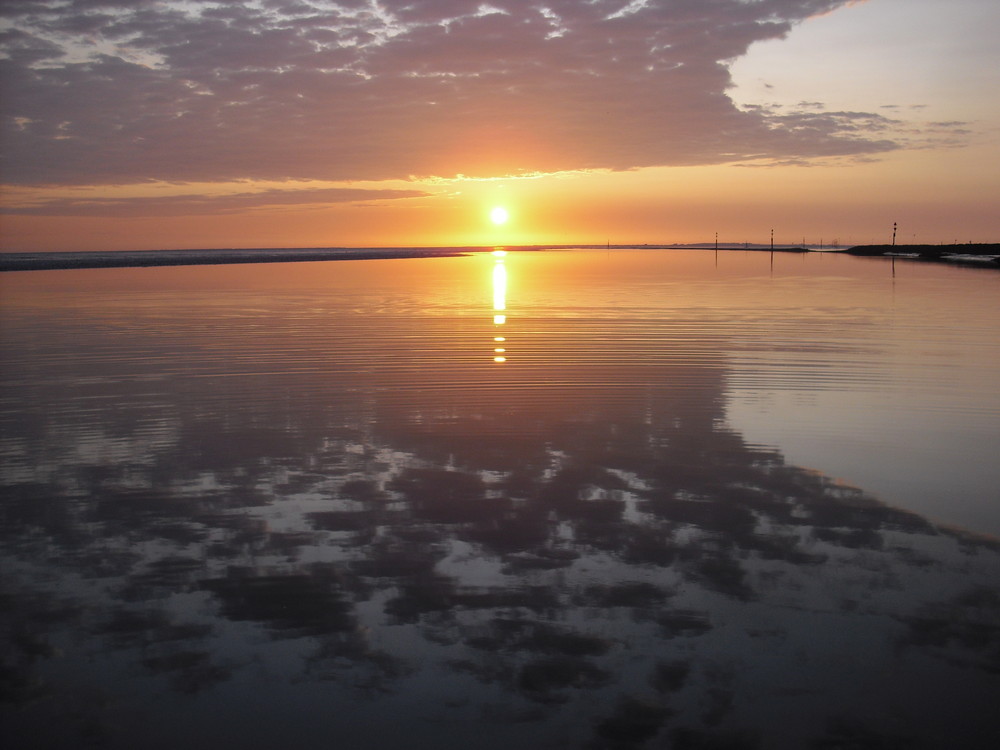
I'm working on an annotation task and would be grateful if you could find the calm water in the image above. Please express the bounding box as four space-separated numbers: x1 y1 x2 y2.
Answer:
2 249 999 749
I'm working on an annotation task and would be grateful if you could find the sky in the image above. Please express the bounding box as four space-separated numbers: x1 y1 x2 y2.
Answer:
1 0 998 251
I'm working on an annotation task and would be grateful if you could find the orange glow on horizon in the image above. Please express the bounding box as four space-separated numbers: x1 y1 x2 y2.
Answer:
3 151 998 253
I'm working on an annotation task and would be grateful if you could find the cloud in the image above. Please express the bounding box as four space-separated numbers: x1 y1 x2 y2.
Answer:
1 0 907 187
1 186 430 216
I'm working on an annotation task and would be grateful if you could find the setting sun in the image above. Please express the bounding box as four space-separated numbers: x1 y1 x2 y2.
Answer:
490 206 509 225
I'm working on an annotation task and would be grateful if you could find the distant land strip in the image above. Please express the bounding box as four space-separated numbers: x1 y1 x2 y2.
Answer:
843 243 1000 266
1 243 998 272
0 245 777 271
0 246 476 272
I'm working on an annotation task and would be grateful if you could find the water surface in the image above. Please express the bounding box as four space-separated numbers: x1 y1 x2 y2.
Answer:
2 249 998 749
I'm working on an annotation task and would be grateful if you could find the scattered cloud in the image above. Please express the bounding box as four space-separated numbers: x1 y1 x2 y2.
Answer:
0 0 923 190
0 186 430 216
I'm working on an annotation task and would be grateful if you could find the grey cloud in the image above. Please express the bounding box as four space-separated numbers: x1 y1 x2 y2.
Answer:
1 0 911 188
0 27 64 65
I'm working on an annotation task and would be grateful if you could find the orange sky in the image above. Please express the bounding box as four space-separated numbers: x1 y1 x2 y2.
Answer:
1 0 998 251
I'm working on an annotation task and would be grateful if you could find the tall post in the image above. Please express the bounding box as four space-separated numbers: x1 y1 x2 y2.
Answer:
770 228 774 251
892 222 897 247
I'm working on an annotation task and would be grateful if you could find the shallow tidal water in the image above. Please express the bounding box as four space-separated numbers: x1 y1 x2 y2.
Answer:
1 248 999 749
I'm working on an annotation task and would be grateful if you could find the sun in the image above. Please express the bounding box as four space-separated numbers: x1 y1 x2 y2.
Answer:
490 206 509 225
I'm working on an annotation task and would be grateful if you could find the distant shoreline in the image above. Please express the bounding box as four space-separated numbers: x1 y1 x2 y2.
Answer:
842 243 1000 267
0 246 475 272
2 243 998 272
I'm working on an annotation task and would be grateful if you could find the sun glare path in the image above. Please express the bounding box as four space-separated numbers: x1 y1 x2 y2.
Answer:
490 206 509 225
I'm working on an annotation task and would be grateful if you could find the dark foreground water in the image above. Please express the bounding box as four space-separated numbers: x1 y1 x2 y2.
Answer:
2 249 999 749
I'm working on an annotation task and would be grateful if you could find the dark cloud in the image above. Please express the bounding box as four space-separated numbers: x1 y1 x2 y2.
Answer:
0 0 905 187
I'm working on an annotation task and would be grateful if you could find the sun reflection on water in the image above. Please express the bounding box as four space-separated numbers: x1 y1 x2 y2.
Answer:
492 250 507 362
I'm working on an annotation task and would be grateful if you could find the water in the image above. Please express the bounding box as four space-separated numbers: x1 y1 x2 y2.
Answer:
1 249 999 749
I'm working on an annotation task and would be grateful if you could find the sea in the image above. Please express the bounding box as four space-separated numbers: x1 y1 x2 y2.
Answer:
1 247 998 749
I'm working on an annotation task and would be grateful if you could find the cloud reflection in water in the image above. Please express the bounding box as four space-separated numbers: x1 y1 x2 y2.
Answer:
1 252 999 750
